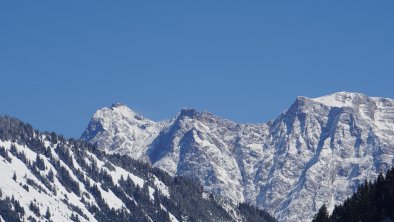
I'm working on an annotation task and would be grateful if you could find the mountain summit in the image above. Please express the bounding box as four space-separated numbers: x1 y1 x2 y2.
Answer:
82 92 394 221
81 104 166 159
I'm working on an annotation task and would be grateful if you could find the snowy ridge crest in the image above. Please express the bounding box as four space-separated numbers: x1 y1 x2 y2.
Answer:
82 92 394 221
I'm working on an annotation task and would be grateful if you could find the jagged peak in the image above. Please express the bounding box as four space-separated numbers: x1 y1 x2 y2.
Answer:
93 103 154 123
177 108 226 122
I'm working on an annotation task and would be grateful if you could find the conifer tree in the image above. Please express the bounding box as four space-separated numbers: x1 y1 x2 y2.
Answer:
45 207 51 219
312 204 330 222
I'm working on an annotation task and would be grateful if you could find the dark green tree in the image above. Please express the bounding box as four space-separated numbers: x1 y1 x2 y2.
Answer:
35 154 46 171
312 204 330 222
45 207 51 219
318 167 394 222
48 169 54 182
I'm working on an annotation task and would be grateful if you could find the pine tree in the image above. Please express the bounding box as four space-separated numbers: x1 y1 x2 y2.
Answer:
12 172 17 181
45 207 51 219
47 170 54 182
35 154 46 171
323 167 394 221
312 204 330 222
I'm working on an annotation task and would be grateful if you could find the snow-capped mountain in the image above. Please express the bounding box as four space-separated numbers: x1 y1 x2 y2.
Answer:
82 92 394 221
81 103 167 159
0 116 275 222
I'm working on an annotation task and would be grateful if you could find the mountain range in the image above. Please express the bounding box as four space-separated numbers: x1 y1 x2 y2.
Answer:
82 92 394 221
0 116 276 222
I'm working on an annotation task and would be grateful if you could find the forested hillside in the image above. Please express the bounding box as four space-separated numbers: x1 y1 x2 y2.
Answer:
313 167 394 222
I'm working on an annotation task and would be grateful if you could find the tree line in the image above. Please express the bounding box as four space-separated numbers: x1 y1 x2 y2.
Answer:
313 167 394 222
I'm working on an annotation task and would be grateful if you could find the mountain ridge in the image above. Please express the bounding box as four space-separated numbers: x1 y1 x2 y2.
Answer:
82 92 394 221
0 115 276 222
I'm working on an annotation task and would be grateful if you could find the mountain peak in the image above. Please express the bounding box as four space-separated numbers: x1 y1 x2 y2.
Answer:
310 91 370 108
177 108 224 123
109 102 134 113
179 108 199 118
111 102 127 108
107 103 145 120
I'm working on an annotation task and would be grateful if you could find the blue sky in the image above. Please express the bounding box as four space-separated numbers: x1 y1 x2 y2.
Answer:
0 1 393 138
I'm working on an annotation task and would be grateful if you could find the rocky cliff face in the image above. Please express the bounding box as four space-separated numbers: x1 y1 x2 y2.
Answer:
82 92 394 221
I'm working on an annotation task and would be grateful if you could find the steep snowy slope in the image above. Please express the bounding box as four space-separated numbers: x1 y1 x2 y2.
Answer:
0 116 275 222
82 92 394 221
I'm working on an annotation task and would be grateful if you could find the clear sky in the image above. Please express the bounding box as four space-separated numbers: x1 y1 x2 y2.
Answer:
0 1 393 138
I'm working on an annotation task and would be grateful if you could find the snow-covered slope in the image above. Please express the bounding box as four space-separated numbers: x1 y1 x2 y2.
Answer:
82 92 394 221
0 116 274 222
